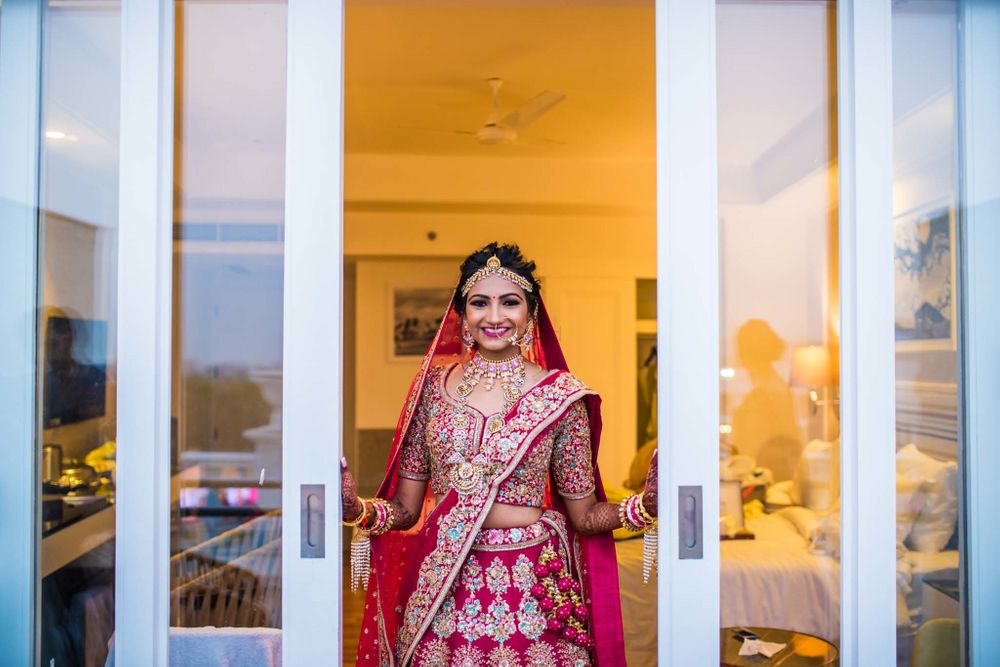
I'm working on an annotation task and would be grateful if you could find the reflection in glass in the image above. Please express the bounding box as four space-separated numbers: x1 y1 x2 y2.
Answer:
717 1 841 661
37 2 121 665
892 2 964 664
169 0 287 650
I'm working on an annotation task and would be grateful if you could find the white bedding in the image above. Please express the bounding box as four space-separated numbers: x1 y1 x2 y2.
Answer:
616 510 841 666
616 510 959 665
720 512 841 644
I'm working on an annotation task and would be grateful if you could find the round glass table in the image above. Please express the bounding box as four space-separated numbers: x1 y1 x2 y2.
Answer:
721 626 839 666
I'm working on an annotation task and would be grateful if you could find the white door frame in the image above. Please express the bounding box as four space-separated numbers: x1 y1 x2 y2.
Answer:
0 1 43 664
281 0 346 663
115 0 175 663
654 0 721 664
835 1 898 665
959 1 1000 662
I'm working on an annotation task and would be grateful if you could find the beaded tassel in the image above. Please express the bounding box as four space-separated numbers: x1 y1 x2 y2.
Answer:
642 524 658 584
350 528 371 591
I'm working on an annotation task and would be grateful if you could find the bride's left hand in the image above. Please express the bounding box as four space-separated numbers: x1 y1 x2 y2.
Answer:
642 449 658 517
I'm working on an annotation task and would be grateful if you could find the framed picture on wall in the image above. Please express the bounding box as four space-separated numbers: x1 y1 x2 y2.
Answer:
893 202 956 351
390 287 452 358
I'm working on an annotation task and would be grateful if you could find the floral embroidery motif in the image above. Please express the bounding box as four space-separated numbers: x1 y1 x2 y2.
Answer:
488 644 522 667
431 598 458 639
460 560 484 593
452 643 487 667
456 597 483 642
416 637 450 666
410 514 595 666
516 595 546 640
526 641 559 666
485 557 510 595
485 597 517 643
557 639 592 667
512 554 536 593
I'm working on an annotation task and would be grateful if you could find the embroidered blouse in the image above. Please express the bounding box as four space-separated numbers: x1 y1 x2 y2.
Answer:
397 364 596 507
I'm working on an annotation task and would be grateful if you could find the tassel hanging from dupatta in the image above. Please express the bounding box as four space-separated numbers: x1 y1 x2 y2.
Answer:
346 497 394 591
351 528 371 591
642 524 658 584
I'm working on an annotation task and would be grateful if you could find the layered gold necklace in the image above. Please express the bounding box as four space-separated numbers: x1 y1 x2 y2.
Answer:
454 351 527 436
456 352 526 407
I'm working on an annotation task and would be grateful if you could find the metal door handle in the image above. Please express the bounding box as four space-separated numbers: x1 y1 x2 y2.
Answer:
678 485 703 559
301 484 325 558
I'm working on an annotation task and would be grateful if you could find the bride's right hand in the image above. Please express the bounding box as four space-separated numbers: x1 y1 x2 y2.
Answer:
341 457 364 522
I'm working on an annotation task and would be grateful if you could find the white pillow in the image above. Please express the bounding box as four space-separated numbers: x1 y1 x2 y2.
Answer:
775 505 820 540
766 480 795 507
895 469 927 547
896 443 958 552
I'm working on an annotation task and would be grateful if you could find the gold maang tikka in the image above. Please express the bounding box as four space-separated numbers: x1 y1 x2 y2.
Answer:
461 255 534 297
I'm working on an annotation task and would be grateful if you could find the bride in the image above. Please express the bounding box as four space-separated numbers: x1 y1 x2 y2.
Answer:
341 242 658 666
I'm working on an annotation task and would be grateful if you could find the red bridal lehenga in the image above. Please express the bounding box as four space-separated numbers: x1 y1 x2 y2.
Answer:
355 295 626 667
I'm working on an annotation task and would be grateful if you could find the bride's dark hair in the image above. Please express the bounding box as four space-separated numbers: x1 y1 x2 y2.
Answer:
453 242 540 314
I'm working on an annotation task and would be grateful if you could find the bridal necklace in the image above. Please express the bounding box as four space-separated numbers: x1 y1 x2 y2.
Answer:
454 350 527 434
446 351 526 496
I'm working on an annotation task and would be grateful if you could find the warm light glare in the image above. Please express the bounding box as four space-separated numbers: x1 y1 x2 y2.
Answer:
791 345 833 387
720 367 736 378
719 424 733 435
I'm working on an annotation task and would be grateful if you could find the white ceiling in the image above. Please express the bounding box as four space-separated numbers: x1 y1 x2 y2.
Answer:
41 0 955 221
344 1 655 159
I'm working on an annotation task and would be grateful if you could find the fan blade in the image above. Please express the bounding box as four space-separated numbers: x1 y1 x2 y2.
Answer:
396 126 477 136
500 90 565 130
515 135 566 147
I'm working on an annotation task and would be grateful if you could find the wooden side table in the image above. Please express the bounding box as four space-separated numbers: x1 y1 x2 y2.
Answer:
721 626 839 666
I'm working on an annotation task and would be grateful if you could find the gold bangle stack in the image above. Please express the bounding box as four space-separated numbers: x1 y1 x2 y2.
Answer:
342 499 369 527
637 492 656 524
619 493 656 533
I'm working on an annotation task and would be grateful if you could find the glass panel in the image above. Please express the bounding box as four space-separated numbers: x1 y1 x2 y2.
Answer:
169 0 287 649
37 2 121 665
716 1 841 661
892 2 965 664
343 2 656 664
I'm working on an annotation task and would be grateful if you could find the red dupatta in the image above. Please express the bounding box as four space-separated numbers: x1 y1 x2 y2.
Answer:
355 296 626 667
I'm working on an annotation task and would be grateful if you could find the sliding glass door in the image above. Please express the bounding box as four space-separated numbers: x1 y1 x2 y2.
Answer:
3 0 991 665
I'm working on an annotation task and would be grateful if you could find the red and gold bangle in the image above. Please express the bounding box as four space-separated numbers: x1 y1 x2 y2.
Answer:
628 495 646 528
364 497 395 536
619 495 646 532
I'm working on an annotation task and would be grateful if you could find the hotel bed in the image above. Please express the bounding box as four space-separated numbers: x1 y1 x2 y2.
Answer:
616 508 958 667
615 509 841 667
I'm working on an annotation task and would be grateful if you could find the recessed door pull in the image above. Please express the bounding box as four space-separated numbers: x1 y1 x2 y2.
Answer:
300 484 325 558
678 485 703 559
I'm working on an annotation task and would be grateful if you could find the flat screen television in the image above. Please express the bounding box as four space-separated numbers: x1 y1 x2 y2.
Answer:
42 316 107 428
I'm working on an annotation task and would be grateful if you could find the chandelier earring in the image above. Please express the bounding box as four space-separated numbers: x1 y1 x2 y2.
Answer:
508 327 521 348
461 321 475 350
521 319 535 350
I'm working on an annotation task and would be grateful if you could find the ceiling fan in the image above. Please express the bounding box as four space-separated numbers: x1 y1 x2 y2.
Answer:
429 77 566 146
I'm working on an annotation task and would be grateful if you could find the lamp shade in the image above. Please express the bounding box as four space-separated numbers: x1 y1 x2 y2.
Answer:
791 345 833 387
